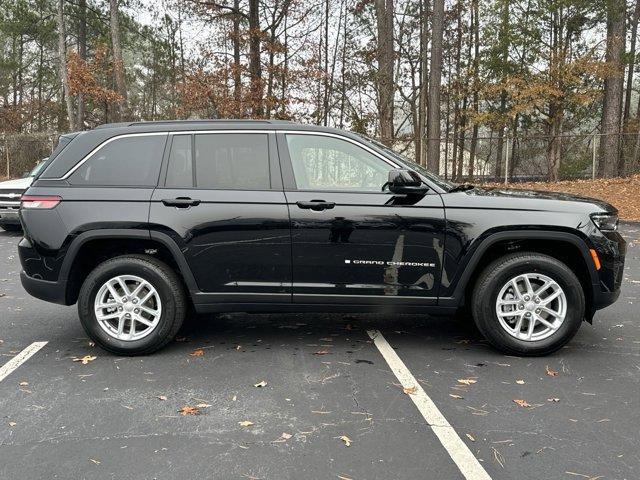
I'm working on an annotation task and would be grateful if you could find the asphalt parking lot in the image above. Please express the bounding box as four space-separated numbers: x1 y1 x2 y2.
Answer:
0 225 639 480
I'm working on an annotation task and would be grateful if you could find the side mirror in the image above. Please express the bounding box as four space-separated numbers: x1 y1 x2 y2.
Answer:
384 169 429 194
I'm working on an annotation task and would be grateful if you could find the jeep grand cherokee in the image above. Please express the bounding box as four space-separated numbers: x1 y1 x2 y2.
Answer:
17 120 626 356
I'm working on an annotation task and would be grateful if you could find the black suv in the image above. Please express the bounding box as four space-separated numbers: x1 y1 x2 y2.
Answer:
18 120 626 356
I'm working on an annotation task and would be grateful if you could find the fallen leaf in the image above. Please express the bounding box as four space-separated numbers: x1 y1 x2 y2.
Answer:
157 395 167 401
189 349 205 357
236 345 242 351
8 422 16 427
338 476 353 480
239 420 254 427
339 435 352 447
178 406 200 416
403 386 418 395
175 336 188 342
547 397 560 402
466 433 476 442
315 349 331 355
515 379 525 385
73 355 97 365
449 394 464 399
232 395 237 401
89 459 101 465
254 380 267 388
19 381 28 386
280 432 292 440
88 342 95 347
457 378 477 385
196 403 212 408
513 399 532 408
545 365 559 377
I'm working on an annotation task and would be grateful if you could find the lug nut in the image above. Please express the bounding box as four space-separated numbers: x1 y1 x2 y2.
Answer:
525 312 531 317
134 308 140 314
122 297 128 302
524 295 530 301
132 298 138 304
118 306 123 311
518 304 524 310
124 313 131 318
535 308 541 314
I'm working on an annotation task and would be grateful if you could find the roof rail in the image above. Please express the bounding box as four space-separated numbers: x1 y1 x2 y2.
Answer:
94 119 294 129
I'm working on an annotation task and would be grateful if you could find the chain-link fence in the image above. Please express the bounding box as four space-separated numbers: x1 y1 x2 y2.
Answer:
2 131 639 183
0 133 59 179
439 132 640 183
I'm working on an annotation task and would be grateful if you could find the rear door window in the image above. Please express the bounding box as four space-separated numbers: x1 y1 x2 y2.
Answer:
69 134 167 186
194 133 270 190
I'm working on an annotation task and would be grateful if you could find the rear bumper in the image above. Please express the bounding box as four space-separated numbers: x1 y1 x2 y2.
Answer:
20 271 68 305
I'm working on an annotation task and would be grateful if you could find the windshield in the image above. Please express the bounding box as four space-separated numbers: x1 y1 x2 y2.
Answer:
357 135 455 191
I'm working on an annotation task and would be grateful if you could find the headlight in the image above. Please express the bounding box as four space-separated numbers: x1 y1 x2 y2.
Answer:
590 213 618 232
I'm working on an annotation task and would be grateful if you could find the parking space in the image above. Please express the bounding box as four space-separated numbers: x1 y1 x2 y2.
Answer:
1 225 639 480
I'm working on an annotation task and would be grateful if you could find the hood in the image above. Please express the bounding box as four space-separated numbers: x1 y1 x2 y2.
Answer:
457 186 617 214
0 176 34 191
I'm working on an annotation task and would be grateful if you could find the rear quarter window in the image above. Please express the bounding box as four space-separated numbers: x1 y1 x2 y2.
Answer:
68 134 167 186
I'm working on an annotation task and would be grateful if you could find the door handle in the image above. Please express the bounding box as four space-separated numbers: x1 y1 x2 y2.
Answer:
296 200 336 211
161 197 201 208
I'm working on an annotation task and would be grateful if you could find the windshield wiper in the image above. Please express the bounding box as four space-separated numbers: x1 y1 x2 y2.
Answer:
448 183 475 193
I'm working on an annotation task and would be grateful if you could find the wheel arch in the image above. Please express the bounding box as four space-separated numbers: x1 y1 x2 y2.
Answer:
442 230 599 320
61 229 198 305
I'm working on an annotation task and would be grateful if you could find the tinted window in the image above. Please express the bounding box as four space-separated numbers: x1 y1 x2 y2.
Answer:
69 134 166 186
285 134 390 191
166 135 193 188
194 133 270 189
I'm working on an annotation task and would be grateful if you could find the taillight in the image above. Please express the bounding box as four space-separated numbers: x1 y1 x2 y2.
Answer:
20 195 62 209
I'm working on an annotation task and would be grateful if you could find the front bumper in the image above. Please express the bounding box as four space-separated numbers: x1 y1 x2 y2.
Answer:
20 271 68 305
0 207 21 225
590 229 626 314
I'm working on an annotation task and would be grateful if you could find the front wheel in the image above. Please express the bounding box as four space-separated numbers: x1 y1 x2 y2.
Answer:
78 255 186 355
471 252 585 356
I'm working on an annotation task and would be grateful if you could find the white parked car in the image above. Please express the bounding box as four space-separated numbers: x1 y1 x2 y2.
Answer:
0 159 47 231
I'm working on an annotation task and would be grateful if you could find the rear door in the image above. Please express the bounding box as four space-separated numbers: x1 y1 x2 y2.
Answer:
149 130 291 303
277 132 446 306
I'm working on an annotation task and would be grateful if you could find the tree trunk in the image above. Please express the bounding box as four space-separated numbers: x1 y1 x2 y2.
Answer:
624 0 640 123
375 0 394 145
56 0 76 131
468 0 479 178
248 0 263 117
110 0 128 121
76 0 86 128
598 0 625 177
426 0 444 174
232 0 242 117
417 0 429 166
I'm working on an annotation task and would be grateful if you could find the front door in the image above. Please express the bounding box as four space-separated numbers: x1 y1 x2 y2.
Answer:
277 132 445 306
149 131 291 303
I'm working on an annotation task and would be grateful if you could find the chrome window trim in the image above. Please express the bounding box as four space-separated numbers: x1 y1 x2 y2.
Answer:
53 129 399 180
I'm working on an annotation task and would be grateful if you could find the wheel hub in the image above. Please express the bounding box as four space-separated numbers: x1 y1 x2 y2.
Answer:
94 275 162 341
495 273 567 342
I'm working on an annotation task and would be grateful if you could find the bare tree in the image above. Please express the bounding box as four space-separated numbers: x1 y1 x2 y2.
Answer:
599 0 626 177
110 0 128 120
426 0 444 173
375 0 394 145
248 0 263 117
56 0 76 131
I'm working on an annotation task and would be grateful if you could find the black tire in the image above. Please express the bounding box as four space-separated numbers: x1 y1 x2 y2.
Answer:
471 252 585 356
77 255 186 356
0 224 22 232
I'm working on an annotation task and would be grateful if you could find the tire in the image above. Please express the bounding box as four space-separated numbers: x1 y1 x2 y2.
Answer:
0 224 22 232
471 252 585 356
77 255 186 355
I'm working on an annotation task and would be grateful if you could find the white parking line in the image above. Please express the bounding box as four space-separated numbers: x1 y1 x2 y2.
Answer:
367 330 492 480
0 341 48 384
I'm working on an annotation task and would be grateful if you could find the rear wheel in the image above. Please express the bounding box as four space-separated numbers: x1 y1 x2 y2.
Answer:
78 255 186 355
471 252 585 356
